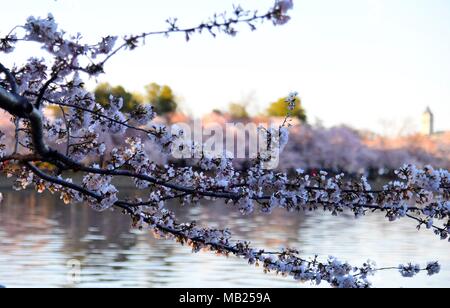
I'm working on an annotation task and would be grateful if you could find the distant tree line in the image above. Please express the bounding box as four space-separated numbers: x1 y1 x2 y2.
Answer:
227 96 307 121
95 82 307 122
94 82 178 115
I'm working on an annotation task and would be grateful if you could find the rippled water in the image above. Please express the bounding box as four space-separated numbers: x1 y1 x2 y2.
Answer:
0 190 448 288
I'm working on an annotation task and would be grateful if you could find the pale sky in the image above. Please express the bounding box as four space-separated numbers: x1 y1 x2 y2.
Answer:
1 0 450 134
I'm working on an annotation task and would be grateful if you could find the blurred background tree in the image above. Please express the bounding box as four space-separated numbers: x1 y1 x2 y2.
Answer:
94 83 143 113
145 83 178 115
267 96 307 122
228 102 249 120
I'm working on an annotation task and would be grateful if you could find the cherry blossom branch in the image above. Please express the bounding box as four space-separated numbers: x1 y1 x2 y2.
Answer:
35 69 61 109
0 62 18 94
21 148 450 239
100 9 273 66
37 96 158 137
2 115 449 240
1 2 293 76
22 162 443 288
0 153 40 163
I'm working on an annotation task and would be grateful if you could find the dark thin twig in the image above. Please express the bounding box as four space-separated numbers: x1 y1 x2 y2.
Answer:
0 62 18 94
35 70 61 109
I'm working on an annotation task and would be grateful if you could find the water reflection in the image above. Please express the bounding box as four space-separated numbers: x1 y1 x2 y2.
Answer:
0 190 448 288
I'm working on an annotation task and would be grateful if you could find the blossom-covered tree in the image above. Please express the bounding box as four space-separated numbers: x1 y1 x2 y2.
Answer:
94 82 143 113
267 95 307 122
279 125 450 175
144 82 178 116
0 0 448 288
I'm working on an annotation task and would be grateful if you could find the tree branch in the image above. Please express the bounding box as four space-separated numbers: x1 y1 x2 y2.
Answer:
0 62 18 94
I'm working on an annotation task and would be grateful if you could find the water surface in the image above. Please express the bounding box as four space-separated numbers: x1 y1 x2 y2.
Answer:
0 190 448 288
